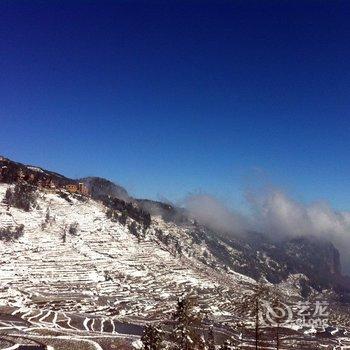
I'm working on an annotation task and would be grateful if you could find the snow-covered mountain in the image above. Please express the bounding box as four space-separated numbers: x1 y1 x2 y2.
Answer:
1 156 350 349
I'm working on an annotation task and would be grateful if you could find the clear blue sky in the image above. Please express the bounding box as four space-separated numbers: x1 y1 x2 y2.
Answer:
0 0 349 208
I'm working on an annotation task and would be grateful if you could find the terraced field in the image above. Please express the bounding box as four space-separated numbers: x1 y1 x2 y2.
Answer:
1 183 350 349
0 184 249 348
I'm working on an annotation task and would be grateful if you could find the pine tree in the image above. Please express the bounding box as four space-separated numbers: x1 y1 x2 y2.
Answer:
237 281 272 350
141 324 163 350
172 294 202 350
2 183 37 211
45 208 51 223
3 187 13 205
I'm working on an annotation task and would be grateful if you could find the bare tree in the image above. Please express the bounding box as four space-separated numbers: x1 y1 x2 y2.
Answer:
269 293 286 350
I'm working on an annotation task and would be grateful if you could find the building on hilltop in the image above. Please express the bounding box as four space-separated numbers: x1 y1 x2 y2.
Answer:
66 184 78 193
78 182 89 196
66 182 89 196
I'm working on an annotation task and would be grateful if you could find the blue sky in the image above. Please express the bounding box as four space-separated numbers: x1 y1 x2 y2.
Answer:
0 0 349 209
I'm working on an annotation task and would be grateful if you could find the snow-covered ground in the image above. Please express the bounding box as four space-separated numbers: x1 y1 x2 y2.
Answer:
1 183 349 349
0 184 255 328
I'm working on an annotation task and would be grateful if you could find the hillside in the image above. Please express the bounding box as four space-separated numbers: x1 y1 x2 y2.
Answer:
1 157 350 349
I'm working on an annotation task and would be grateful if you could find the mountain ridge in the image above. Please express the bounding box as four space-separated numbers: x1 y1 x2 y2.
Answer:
1 155 349 293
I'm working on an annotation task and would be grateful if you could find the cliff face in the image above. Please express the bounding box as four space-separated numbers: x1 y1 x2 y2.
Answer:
171 224 347 293
281 236 342 288
284 236 341 274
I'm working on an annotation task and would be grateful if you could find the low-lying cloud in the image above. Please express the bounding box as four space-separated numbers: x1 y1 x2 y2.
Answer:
253 190 350 239
184 188 350 273
184 194 249 235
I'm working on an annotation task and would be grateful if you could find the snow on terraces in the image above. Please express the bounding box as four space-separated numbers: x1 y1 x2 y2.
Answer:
0 183 228 320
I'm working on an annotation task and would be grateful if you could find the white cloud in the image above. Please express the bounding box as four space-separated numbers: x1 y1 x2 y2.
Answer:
184 188 350 273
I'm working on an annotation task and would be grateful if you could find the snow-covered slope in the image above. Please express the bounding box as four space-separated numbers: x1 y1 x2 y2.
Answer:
0 183 256 324
1 177 350 348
